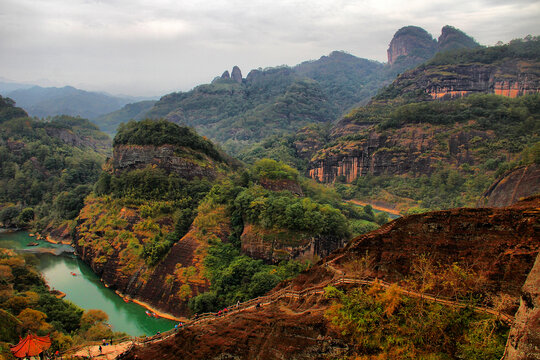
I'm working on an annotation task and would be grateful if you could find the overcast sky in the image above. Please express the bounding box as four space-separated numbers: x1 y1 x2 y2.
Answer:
1 0 539 97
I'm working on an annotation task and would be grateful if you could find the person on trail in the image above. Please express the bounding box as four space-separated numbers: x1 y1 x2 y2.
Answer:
110 338 113 345
99 345 102 354
236 300 240 308
256 302 261 309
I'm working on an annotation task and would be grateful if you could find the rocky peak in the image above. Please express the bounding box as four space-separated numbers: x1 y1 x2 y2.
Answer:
231 66 243 83
221 70 230 79
438 25 480 52
387 26 437 66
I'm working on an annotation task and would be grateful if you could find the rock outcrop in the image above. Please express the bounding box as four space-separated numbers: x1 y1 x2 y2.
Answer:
505 252 540 360
231 66 243 83
307 124 492 183
44 126 111 153
420 61 540 100
479 164 540 207
387 26 437 67
241 224 344 263
111 144 218 179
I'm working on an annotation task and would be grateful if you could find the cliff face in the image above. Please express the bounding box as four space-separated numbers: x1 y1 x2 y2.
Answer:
307 124 492 183
387 26 437 67
413 61 540 100
44 127 111 153
111 144 219 179
480 164 540 207
241 223 344 263
505 252 540 360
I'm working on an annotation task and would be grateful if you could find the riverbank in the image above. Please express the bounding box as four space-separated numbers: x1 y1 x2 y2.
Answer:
347 199 402 216
115 291 187 322
1 230 177 335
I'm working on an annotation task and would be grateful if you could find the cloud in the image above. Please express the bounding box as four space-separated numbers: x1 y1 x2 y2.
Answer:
0 0 539 96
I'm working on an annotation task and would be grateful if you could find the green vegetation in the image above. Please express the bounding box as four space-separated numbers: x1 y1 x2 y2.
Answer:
0 249 124 358
188 159 382 312
325 284 508 359
189 242 309 313
114 119 223 162
91 167 212 267
326 94 539 210
0 97 109 231
428 35 539 66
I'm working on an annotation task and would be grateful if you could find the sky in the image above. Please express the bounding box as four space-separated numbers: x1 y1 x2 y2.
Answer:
1 0 539 97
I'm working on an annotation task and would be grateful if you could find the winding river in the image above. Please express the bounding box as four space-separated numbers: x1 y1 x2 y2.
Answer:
0 230 175 336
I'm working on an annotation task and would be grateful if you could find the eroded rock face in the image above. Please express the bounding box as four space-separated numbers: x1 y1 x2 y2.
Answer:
74 201 231 317
307 124 488 183
505 252 540 360
480 164 540 207
387 26 437 66
112 144 217 179
399 61 540 100
44 127 111 152
241 224 344 263
331 197 540 299
124 300 346 360
221 70 230 79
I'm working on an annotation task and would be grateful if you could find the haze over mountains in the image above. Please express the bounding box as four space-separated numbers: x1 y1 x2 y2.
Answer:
0 82 154 121
95 25 481 140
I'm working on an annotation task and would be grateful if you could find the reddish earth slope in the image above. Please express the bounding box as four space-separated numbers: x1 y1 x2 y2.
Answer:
122 197 539 360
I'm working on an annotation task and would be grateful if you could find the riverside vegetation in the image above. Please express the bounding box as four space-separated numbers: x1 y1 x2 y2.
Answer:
0 249 125 359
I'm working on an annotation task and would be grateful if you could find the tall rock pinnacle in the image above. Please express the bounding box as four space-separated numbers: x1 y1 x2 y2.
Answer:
231 66 243 83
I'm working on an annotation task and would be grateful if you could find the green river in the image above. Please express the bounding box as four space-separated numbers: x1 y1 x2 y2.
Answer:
0 230 176 336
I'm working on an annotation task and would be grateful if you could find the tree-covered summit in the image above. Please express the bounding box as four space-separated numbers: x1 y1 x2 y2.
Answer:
113 119 224 162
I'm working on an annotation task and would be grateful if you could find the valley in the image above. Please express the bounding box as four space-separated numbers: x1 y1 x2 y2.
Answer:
0 23 538 360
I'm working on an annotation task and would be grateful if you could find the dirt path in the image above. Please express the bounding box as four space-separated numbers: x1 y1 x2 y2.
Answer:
70 341 132 359
347 199 401 216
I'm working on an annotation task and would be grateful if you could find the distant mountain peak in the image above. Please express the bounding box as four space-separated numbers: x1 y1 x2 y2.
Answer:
231 66 243 83
221 70 230 79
